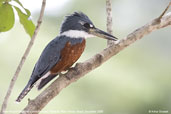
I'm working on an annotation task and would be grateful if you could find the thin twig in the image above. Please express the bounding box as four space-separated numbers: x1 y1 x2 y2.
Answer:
0 0 46 114
106 0 114 46
21 10 171 114
158 2 171 20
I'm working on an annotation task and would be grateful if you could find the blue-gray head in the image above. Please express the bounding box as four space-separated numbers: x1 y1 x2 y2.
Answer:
60 12 118 41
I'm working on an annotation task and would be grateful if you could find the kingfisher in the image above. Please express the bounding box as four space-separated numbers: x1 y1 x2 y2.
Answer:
16 12 118 102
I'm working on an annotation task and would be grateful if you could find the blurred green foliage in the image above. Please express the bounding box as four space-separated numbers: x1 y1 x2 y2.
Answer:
0 0 35 37
0 0 171 114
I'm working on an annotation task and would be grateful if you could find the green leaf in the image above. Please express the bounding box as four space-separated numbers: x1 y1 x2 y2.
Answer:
14 6 35 38
0 3 15 32
13 0 30 16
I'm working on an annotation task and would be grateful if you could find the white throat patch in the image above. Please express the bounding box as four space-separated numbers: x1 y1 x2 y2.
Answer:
60 30 94 38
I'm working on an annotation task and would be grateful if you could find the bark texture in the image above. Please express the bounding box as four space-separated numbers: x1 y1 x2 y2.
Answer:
106 0 114 45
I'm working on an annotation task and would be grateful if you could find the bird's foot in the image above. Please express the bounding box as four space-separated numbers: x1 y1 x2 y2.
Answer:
58 72 65 77
58 72 71 80
65 67 77 80
67 67 76 71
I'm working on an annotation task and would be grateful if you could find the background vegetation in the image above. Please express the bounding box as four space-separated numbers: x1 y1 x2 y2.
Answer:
0 0 171 114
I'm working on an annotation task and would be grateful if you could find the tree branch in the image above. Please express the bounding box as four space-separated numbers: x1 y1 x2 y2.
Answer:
21 4 171 114
106 0 114 46
0 0 46 114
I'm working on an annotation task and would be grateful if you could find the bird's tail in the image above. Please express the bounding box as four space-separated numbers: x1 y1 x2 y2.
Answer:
37 74 57 90
16 74 57 102
16 84 34 102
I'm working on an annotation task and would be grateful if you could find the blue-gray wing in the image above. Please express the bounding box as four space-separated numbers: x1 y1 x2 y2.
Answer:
16 36 68 102
29 36 83 85
29 36 69 83
16 36 84 102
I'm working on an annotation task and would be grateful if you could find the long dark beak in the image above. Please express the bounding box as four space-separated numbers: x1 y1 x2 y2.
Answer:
89 27 118 41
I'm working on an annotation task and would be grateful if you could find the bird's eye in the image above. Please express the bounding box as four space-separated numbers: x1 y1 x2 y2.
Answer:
83 23 93 28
